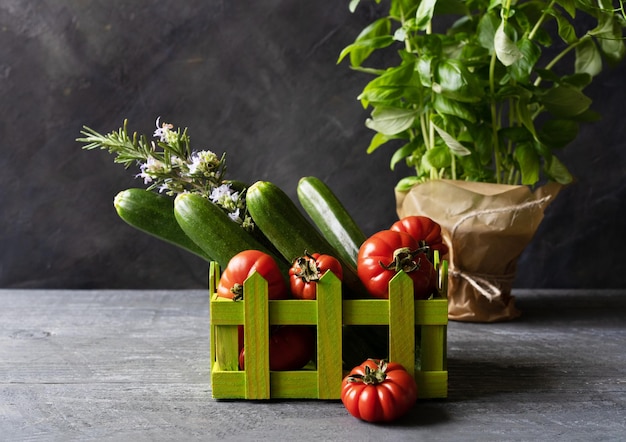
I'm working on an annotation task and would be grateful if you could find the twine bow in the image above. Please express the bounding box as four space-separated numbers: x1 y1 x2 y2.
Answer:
448 195 553 301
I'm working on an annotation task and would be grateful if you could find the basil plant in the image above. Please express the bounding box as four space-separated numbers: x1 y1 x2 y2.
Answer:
340 0 626 189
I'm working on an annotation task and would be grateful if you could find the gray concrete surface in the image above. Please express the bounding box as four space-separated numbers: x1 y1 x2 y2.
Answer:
1 288 625 441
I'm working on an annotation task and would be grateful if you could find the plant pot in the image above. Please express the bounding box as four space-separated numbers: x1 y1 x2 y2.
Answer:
395 179 561 322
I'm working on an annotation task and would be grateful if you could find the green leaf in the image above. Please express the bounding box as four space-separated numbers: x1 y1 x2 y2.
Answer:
349 0 361 13
337 18 393 66
432 123 472 156
390 0 419 18
415 0 438 29
359 85 421 107
366 132 393 154
561 72 592 89
395 176 421 192
494 20 523 66
365 107 418 136
432 94 477 122
540 84 592 117
510 38 541 83
390 142 418 170
544 154 573 184
594 16 626 64
422 144 452 169
515 92 538 138
557 0 576 18
514 143 540 185
434 59 484 102
575 38 602 77
416 57 434 87
359 62 420 106
477 10 500 51
555 14 578 44
537 119 579 148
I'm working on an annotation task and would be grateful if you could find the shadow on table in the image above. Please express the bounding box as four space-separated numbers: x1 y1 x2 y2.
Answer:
445 357 558 401
512 289 626 325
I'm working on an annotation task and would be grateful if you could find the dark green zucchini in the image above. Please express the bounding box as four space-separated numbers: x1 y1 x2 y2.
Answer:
245 180 366 298
297 176 366 269
114 188 211 261
173 192 288 272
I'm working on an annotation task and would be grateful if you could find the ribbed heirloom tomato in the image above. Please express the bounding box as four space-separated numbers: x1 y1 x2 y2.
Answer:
341 359 418 422
217 250 289 356
357 230 437 299
217 250 289 301
289 252 343 300
390 215 448 258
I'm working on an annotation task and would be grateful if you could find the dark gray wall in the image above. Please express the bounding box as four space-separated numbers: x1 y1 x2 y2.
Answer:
1 0 625 289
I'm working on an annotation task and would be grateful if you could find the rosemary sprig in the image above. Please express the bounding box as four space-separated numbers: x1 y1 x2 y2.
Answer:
77 118 254 231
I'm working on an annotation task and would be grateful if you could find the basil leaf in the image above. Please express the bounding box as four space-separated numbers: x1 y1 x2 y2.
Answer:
365 107 418 136
432 123 471 156
390 141 418 170
544 154 573 184
432 94 477 122
337 18 393 67
575 38 602 77
538 119 579 148
422 144 452 169
540 84 592 117
514 143 540 185
434 59 484 102
415 0 438 29
495 21 523 66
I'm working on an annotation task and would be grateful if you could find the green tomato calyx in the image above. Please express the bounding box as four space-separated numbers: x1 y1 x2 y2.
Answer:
293 251 322 283
347 359 388 385
380 246 428 273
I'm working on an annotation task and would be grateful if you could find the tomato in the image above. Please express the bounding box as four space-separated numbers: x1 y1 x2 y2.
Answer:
239 325 316 371
341 359 418 422
217 250 289 352
289 252 344 300
357 230 437 299
217 250 289 301
390 215 448 258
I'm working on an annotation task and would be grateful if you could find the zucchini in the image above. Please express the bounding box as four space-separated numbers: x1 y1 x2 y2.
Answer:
174 192 288 272
246 181 365 298
297 176 366 269
114 188 211 261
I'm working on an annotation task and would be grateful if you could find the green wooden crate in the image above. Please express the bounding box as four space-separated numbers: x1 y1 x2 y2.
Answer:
210 261 448 400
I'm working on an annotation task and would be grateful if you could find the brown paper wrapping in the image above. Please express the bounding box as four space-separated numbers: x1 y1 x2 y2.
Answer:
396 179 561 322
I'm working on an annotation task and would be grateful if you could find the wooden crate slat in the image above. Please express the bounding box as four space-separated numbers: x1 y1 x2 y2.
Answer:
268 300 317 324
414 371 448 399
388 272 416 374
270 371 319 399
315 271 343 399
414 299 448 325
342 299 389 324
210 295 244 324
243 272 270 399
420 325 447 372
211 370 246 399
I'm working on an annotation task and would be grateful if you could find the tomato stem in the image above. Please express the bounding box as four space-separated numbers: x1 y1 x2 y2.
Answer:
347 359 388 384
230 283 244 301
379 245 429 273
293 251 322 283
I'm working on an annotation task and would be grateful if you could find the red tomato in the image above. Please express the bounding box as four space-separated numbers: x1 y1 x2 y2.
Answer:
217 250 289 301
289 252 344 300
390 215 448 258
341 359 418 422
239 326 316 371
357 230 437 299
217 250 289 353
